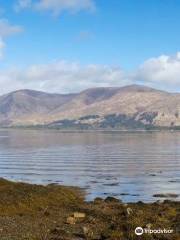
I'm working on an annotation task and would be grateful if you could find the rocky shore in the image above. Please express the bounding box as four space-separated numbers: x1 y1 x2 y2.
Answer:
0 178 179 240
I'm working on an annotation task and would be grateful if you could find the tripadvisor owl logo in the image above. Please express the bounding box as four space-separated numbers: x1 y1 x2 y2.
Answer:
135 227 144 235
135 226 174 236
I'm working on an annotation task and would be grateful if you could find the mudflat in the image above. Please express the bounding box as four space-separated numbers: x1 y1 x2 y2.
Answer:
0 178 179 240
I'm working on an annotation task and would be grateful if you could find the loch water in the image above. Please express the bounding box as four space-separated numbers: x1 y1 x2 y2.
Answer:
0 129 179 202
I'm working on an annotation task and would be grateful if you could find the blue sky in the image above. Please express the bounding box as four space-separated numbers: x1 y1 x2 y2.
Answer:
0 0 180 94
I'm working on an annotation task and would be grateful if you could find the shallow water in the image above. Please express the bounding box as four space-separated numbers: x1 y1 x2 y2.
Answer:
0 129 179 202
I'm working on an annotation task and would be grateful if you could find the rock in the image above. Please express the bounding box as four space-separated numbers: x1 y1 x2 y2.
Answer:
104 197 120 203
153 193 179 198
73 212 86 218
82 226 94 238
94 197 104 204
50 227 66 235
82 226 89 235
103 182 119 186
163 199 173 204
66 212 86 225
127 207 133 215
66 216 76 225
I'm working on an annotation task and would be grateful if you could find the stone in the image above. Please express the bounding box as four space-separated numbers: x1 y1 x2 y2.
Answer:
66 216 76 225
127 207 133 215
73 212 86 218
153 193 179 198
82 226 95 238
94 197 104 203
82 226 89 235
104 197 119 203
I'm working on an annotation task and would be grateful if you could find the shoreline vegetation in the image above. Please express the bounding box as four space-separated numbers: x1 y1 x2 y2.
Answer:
0 179 179 240
1 125 180 132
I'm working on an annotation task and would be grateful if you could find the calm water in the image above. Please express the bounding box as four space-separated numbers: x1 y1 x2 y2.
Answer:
0 129 179 202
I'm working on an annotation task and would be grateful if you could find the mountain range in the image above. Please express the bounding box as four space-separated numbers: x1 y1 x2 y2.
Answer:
0 85 180 129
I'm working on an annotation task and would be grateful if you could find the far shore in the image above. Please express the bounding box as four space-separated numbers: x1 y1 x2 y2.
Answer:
0 178 179 240
1 126 179 133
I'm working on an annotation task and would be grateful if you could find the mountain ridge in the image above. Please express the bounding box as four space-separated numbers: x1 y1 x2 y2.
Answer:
0 85 179 129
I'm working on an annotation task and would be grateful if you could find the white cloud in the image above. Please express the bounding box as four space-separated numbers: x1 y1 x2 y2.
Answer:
0 19 23 37
0 37 5 59
0 61 130 95
14 0 32 11
15 0 96 15
1 52 180 95
134 52 180 88
0 19 23 59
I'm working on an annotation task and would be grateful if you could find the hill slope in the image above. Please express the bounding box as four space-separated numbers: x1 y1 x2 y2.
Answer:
0 85 180 128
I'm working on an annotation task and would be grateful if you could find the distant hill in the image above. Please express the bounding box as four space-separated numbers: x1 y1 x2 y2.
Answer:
0 85 180 129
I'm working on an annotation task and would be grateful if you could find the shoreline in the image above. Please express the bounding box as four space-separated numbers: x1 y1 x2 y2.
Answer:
0 178 179 240
0 126 179 133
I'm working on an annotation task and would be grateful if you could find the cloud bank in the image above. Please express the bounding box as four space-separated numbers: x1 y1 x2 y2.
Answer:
1 52 180 95
0 61 129 95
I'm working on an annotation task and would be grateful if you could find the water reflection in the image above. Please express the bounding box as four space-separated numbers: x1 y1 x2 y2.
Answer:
0 129 179 202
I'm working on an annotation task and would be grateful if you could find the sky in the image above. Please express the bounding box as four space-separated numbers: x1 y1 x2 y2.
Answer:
1 0 180 94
